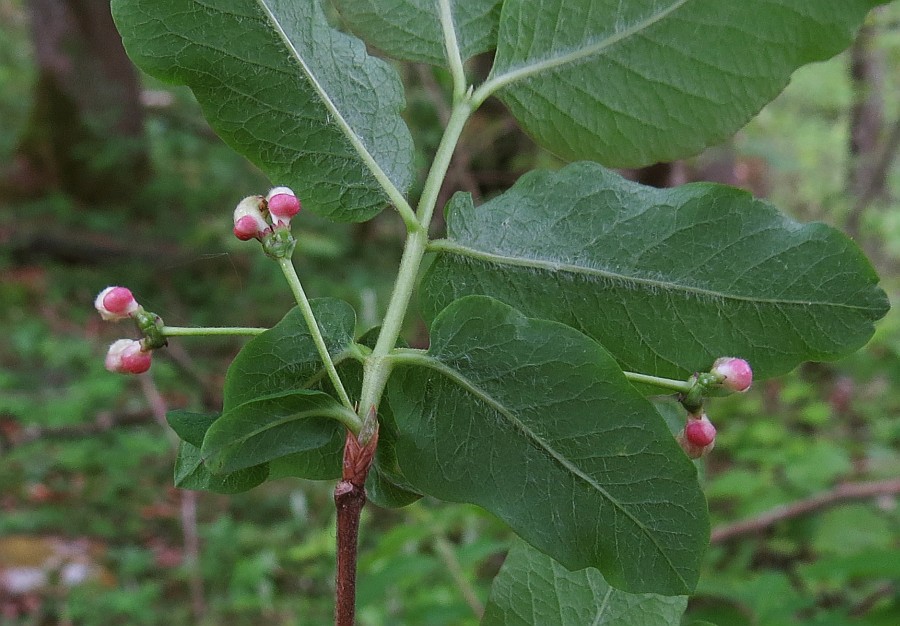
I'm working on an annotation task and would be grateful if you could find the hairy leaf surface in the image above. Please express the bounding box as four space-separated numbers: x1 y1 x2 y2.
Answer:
332 0 501 65
423 164 889 380
482 540 687 625
388 296 708 595
486 0 884 166
112 0 414 221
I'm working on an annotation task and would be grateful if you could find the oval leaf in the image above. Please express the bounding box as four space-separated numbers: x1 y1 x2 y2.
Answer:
268 443 344 481
167 410 218 448
112 0 414 221
422 163 889 380
333 0 501 66
224 299 356 411
174 441 269 494
484 0 884 166
202 390 350 475
482 540 687 625
387 296 708 595
168 411 269 494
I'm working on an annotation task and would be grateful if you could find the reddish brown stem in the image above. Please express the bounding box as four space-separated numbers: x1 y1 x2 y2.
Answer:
334 410 379 626
334 479 366 626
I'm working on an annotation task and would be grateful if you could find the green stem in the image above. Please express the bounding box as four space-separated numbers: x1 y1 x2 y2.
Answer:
396 201 424 235
357 230 424 415
358 99 475 416
622 371 693 394
416 99 473 226
277 257 354 411
161 326 267 337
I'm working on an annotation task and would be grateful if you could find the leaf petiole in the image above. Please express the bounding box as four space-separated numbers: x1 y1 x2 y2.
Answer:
622 371 693 394
390 347 695 395
438 0 466 102
161 326 268 337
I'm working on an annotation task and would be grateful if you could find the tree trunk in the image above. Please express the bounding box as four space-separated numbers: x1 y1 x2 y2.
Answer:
845 21 885 238
11 0 148 203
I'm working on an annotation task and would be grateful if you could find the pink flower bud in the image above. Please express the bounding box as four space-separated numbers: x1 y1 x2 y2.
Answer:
233 196 268 240
685 416 716 447
105 339 152 374
711 357 753 392
95 286 139 321
233 215 262 240
266 186 301 225
677 413 716 459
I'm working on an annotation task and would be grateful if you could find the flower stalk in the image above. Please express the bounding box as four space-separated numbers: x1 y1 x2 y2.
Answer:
277 257 355 413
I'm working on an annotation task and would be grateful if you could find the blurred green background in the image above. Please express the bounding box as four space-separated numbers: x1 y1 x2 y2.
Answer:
0 1 898 624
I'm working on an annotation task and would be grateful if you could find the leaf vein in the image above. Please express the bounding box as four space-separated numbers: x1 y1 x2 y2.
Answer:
395 353 687 586
429 240 874 311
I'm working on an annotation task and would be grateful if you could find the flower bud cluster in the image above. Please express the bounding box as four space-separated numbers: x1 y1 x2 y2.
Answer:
94 286 158 375
232 186 302 242
674 357 752 459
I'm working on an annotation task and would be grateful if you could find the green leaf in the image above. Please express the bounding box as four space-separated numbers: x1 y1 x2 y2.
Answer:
167 410 218 447
174 441 269 494
366 412 423 508
422 163 889 380
482 539 687 625
168 412 269 494
111 0 414 221
484 0 883 167
224 299 356 411
332 0 501 65
202 389 350 474
387 296 708 595
174 299 358 483
268 443 344 481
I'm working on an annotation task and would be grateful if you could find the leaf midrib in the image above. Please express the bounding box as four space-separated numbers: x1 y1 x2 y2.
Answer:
482 0 690 96
392 351 687 588
253 0 409 211
429 239 874 311
205 394 346 461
